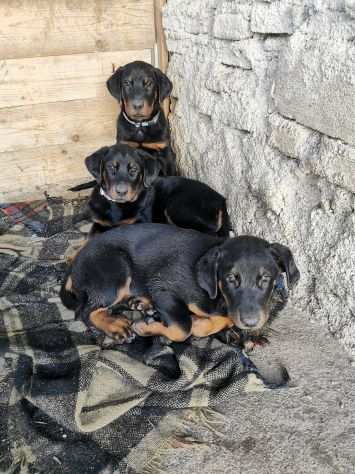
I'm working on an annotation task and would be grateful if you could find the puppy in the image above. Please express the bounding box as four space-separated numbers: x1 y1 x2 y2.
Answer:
85 144 231 237
60 224 300 344
70 61 176 193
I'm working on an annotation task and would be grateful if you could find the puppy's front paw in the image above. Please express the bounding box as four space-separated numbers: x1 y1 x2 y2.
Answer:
132 320 153 337
89 308 134 343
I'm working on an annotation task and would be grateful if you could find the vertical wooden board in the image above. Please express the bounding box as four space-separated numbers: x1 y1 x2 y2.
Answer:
0 49 152 109
0 98 118 153
154 0 169 73
154 0 170 117
0 0 170 202
0 0 155 59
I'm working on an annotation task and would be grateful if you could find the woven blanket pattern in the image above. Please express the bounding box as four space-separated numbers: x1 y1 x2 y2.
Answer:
0 197 267 473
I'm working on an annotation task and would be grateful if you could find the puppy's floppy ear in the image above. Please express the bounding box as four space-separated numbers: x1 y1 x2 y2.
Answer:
85 147 110 183
270 243 300 290
154 68 173 102
106 67 123 101
136 149 161 188
196 246 221 299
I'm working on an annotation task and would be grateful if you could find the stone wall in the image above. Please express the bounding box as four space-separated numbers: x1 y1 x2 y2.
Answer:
163 1 355 354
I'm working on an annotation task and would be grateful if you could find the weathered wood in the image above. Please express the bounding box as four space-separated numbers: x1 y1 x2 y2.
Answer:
0 140 111 202
0 50 152 109
154 0 170 116
0 0 155 59
0 98 118 153
154 0 169 73
0 0 169 202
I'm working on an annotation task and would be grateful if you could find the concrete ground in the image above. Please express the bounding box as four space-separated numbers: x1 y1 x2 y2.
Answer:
156 307 355 474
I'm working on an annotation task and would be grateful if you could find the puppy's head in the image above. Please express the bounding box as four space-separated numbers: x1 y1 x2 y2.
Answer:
85 144 160 203
106 61 172 121
196 236 300 331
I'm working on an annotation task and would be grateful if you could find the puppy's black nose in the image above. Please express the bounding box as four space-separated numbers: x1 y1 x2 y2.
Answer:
241 316 259 328
116 184 128 195
132 99 144 111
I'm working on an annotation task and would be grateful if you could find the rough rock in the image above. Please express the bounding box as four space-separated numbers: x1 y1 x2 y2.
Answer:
274 12 355 146
213 2 252 41
163 0 355 355
251 1 294 34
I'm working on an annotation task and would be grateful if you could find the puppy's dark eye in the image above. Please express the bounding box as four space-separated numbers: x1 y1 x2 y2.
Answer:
226 273 241 287
123 80 132 87
258 275 271 289
108 165 117 175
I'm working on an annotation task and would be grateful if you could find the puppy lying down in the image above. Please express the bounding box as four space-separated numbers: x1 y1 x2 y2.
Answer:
61 223 300 349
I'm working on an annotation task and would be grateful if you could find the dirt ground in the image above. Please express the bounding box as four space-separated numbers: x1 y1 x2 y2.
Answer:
155 307 355 474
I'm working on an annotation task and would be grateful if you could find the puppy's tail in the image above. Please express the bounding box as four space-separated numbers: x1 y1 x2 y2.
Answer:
69 180 96 192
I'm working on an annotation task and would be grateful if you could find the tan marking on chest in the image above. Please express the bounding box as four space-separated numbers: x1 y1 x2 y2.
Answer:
120 140 168 151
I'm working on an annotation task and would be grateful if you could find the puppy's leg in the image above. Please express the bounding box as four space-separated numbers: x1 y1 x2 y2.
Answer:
89 221 110 236
60 271 79 311
132 291 192 342
89 307 133 343
191 314 234 337
65 239 88 265
83 259 134 342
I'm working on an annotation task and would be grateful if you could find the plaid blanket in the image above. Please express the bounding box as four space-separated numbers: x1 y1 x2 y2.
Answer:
0 197 280 474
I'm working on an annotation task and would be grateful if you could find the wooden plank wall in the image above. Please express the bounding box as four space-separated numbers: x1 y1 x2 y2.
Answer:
0 0 169 202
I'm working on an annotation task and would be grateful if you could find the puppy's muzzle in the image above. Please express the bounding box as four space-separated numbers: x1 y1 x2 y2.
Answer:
235 309 268 330
115 183 129 199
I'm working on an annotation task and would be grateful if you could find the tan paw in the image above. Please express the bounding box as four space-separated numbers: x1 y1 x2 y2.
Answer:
90 308 133 342
132 320 153 337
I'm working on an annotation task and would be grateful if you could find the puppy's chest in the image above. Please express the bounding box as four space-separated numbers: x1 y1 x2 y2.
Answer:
92 197 153 227
106 202 147 226
121 123 164 143
107 203 127 224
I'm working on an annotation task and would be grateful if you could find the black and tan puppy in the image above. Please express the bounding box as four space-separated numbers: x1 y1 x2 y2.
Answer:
85 143 231 237
60 224 300 343
70 61 176 194
107 60 176 175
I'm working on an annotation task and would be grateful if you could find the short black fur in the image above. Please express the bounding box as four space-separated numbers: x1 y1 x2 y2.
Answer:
83 143 231 237
60 224 300 346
